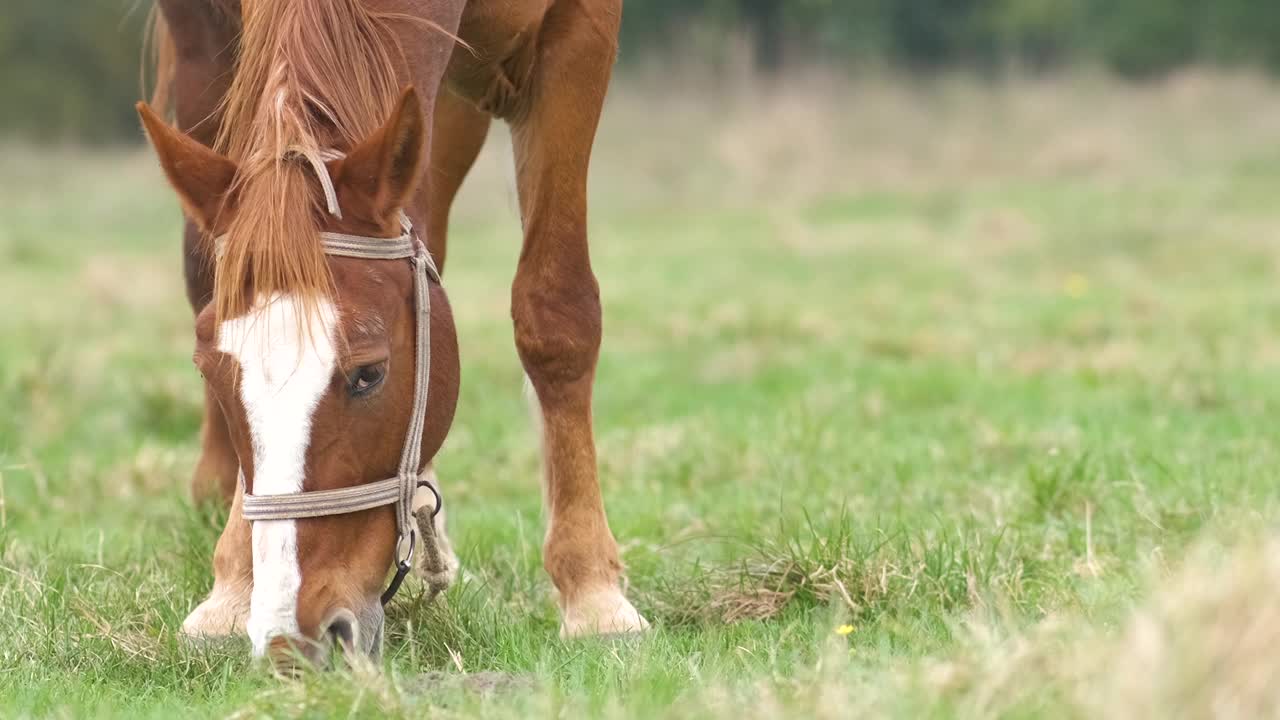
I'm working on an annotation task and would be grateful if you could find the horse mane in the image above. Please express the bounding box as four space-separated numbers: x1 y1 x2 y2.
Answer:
149 0 404 324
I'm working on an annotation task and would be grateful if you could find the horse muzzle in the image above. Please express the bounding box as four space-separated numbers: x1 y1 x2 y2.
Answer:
262 604 385 672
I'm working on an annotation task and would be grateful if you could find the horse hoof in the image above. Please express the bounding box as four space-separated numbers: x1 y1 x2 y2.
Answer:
560 587 650 638
181 589 249 638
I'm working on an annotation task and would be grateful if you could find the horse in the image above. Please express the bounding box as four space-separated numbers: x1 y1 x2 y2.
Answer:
139 0 647 666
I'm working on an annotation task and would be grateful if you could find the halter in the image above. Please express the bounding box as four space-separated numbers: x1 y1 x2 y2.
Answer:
216 148 442 606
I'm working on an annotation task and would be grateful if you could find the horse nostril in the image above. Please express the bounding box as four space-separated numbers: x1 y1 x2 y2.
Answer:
322 609 359 654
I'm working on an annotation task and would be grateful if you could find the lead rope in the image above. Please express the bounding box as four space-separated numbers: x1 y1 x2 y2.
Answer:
223 149 440 606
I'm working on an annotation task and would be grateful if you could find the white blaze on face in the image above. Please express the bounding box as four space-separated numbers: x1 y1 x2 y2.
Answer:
218 293 339 655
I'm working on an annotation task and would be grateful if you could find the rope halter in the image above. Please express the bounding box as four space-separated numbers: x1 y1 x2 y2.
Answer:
215 148 442 606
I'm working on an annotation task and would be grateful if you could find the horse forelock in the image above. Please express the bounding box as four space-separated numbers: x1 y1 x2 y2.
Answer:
206 0 405 327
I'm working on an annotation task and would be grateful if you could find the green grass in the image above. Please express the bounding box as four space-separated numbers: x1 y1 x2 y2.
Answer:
4 71 1280 717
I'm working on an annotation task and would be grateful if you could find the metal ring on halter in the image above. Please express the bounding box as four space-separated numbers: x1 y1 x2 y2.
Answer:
380 530 417 606
395 528 417 567
417 477 443 520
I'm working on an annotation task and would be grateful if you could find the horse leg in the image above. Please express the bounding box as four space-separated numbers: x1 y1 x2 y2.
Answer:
182 484 253 636
507 0 646 636
155 0 251 627
424 87 491 272
156 0 240 505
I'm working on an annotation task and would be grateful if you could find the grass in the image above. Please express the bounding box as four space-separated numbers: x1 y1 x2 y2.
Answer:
4 68 1280 717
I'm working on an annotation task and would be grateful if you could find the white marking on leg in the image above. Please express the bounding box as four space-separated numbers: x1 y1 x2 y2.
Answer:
523 373 650 637
561 586 650 638
182 578 252 637
218 293 338 656
523 374 552 523
522 373 542 437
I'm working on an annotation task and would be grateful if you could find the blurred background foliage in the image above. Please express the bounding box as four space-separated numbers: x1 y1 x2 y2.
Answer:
3 0 1280 142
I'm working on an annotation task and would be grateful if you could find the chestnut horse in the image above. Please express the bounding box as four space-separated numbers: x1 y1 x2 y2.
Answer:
141 0 646 664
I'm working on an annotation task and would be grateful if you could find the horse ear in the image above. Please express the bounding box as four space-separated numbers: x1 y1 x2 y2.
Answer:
331 87 425 224
136 102 237 231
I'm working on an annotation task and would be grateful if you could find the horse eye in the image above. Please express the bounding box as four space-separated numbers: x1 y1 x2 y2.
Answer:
349 363 386 397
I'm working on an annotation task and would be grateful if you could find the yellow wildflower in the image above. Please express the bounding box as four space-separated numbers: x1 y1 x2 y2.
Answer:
1064 273 1089 298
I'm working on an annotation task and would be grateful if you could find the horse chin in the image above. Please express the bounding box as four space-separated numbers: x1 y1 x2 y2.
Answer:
350 602 386 660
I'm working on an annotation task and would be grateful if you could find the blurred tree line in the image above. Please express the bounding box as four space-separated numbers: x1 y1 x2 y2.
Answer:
623 0 1280 76
2 0 1279 142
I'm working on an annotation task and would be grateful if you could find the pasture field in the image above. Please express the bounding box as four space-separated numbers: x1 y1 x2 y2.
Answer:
3 71 1280 718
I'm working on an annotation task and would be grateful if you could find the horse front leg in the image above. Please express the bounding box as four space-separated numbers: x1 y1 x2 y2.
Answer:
154 0 252 630
506 0 646 637
181 484 252 637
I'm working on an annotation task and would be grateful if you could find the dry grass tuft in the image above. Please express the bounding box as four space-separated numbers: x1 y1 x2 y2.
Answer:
647 516 971 626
